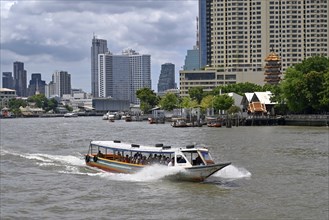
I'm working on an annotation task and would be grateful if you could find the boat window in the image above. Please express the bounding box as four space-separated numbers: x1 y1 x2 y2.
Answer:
176 155 187 164
201 151 212 161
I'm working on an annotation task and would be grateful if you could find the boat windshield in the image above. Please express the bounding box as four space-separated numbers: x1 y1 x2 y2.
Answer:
200 151 215 164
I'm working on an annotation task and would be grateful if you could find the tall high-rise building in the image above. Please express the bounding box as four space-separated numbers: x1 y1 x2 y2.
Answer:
124 49 151 104
13 61 27 97
183 46 200 71
91 35 108 98
2 72 14 89
98 52 130 101
98 49 151 104
51 71 71 97
28 73 46 96
157 63 176 93
198 0 328 84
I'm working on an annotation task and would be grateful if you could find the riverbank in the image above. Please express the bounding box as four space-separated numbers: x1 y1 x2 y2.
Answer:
1 113 328 127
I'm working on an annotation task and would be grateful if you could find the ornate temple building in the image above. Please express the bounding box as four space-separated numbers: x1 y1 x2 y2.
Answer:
264 50 281 85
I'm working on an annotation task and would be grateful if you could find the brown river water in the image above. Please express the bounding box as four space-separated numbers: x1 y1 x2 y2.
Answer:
0 117 328 219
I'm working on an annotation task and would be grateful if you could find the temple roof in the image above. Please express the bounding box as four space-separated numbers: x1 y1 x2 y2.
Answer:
265 51 280 61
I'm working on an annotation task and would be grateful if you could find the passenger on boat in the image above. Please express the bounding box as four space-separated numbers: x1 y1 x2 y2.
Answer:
168 157 175 166
125 155 130 163
195 155 204 165
97 150 104 158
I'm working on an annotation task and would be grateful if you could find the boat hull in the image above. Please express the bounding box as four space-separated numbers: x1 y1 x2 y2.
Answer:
85 155 230 182
86 155 143 173
168 162 231 182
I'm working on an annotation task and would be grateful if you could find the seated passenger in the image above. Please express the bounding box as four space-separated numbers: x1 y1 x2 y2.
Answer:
97 150 104 157
168 157 175 166
195 155 204 165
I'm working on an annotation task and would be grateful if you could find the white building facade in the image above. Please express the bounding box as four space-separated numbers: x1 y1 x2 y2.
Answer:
98 49 151 104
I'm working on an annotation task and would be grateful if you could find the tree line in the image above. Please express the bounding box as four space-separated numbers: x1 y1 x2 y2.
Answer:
137 56 329 115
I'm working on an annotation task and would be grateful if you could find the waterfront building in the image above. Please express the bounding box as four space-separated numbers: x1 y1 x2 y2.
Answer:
28 73 46 96
157 63 176 93
180 69 234 96
123 49 151 104
91 35 108 98
180 0 329 96
2 72 14 89
13 61 27 97
92 98 130 112
98 52 130 101
0 88 16 109
50 71 71 98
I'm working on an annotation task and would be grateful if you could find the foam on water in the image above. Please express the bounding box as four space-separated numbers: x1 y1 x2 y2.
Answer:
215 164 252 179
102 164 186 182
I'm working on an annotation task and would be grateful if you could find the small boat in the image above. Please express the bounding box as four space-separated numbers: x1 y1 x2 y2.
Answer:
171 118 187 127
148 117 156 124
84 140 231 182
64 112 78 118
125 115 132 122
207 121 222 127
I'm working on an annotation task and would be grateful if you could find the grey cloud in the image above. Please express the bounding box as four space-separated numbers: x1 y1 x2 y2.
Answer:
1 40 86 62
1 0 198 90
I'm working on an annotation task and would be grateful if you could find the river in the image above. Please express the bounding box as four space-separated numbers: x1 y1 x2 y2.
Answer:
0 117 328 220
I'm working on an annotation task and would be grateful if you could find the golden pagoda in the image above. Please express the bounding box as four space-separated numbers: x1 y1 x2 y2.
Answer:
264 49 281 85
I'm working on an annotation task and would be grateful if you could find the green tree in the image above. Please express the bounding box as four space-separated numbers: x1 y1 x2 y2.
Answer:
159 93 179 111
181 96 199 108
213 82 263 96
213 94 234 112
136 88 157 113
8 98 27 116
319 71 329 111
227 105 241 115
188 87 204 104
294 56 329 74
27 94 48 108
200 95 214 111
281 56 329 113
45 98 58 113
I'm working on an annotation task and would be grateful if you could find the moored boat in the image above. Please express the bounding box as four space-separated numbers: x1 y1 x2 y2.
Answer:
171 118 188 127
64 112 78 118
85 140 231 182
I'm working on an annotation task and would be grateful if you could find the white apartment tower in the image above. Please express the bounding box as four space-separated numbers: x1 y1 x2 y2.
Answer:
98 52 130 101
123 49 151 104
98 49 151 104
198 0 328 84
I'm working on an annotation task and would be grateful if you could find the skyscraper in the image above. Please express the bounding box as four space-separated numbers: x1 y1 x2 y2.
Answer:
98 52 130 101
2 72 14 89
157 63 176 93
13 61 27 97
124 49 151 104
198 0 328 84
51 71 71 97
183 46 200 71
98 49 151 104
28 73 46 96
91 35 108 98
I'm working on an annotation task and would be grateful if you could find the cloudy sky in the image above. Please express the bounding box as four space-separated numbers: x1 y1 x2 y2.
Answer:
0 0 198 92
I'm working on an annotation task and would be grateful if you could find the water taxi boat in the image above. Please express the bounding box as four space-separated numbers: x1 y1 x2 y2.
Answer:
85 140 231 182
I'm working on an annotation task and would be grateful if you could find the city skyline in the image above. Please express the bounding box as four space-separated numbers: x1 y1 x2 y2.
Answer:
0 1 198 92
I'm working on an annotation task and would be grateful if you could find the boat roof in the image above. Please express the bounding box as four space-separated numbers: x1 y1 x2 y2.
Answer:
90 141 208 154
